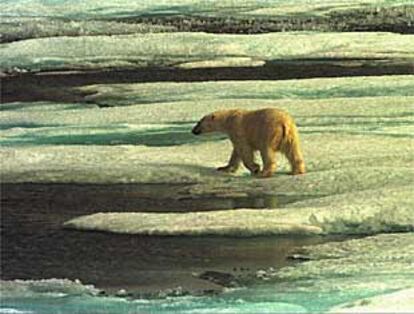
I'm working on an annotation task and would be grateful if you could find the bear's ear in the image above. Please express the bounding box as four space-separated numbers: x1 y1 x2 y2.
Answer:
211 114 216 121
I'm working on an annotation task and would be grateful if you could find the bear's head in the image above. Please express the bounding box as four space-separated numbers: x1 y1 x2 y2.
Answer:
192 110 241 135
192 113 219 135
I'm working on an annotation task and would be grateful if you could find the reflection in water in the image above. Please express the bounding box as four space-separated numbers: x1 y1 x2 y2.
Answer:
1 183 336 296
198 194 315 210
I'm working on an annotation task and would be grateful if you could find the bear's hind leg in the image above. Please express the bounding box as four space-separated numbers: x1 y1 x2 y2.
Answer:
260 147 277 178
291 160 305 175
217 148 241 173
283 144 305 175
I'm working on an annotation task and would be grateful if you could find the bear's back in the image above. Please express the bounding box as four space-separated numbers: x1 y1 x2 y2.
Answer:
244 108 291 126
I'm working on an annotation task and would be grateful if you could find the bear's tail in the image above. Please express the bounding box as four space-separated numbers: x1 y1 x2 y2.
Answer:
280 120 306 175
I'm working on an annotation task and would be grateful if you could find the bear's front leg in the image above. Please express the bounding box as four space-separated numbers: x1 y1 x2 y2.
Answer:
239 146 260 175
217 148 241 173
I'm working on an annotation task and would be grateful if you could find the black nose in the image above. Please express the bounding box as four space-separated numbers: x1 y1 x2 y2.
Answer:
192 122 202 135
192 127 201 135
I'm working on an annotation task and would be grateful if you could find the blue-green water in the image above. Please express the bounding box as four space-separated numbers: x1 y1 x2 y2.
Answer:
0 281 392 314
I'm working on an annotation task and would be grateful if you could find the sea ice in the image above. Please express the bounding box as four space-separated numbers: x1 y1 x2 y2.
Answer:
0 279 101 299
0 17 174 42
0 0 409 19
1 78 413 191
64 185 414 236
2 234 413 313
330 288 414 313
78 75 414 107
1 32 413 72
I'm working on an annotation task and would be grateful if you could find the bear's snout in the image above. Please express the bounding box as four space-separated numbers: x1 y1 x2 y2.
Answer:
192 122 202 135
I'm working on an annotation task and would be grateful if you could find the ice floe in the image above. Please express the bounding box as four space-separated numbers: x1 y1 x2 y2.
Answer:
0 279 101 299
1 32 413 72
78 75 414 107
64 185 414 236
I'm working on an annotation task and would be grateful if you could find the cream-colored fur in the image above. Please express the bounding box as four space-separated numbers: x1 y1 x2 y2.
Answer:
192 108 305 177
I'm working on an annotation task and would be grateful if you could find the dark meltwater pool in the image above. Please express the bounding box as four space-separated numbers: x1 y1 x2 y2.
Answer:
1 183 346 296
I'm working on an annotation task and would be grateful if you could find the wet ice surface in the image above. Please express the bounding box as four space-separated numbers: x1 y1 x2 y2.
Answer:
2 183 333 294
2 183 353 314
1 75 414 313
1 234 413 313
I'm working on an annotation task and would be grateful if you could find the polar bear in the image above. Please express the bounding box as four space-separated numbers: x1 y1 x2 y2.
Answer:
192 108 305 177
